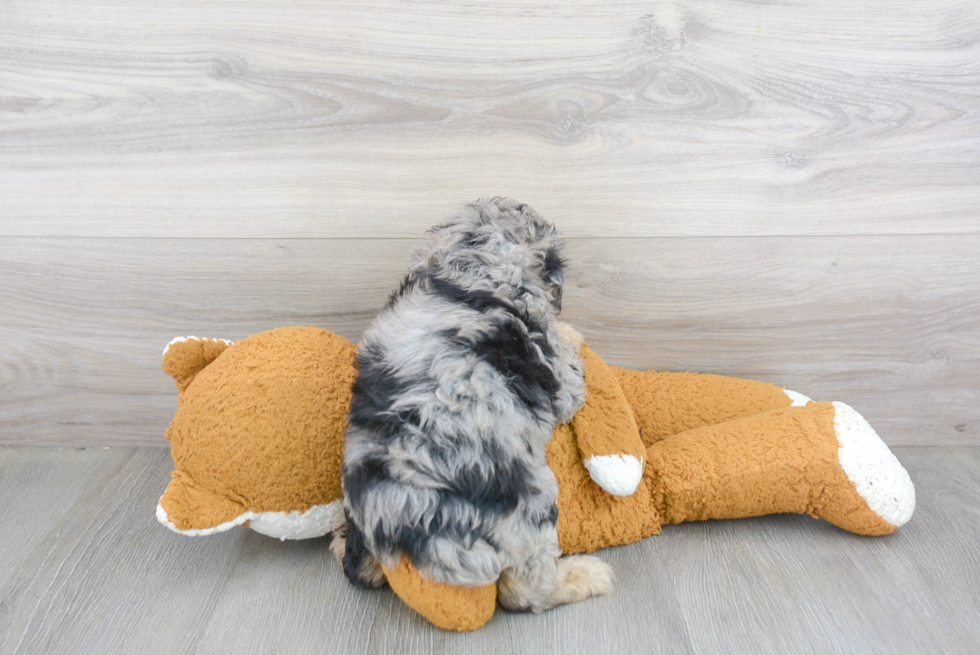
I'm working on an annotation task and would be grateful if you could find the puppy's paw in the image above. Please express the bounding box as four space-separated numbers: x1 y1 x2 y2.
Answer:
555 321 585 350
329 531 346 568
330 526 386 587
551 555 613 606
357 555 388 588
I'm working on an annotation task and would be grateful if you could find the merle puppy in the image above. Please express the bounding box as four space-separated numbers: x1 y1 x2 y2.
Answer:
335 198 612 613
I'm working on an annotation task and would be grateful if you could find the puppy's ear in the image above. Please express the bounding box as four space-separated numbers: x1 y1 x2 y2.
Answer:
541 246 565 311
543 246 565 284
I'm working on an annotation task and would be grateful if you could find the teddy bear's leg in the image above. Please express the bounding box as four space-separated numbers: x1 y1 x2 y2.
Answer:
568 348 808 499
382 558 498 631
645 401 914 535
612 367 807 445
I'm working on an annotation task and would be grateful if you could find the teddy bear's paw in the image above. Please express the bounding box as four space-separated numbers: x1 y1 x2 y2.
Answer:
551 555 614 607
833 401 915 528
784 389 812 406
584 454 644 497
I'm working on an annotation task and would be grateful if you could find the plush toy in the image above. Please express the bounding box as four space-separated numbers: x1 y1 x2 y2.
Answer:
157 326 915 631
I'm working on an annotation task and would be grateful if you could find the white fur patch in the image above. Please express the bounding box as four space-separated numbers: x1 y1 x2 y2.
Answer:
832 401 915 527
784 389 812 407
583 454 644 497
162 336 233 357
156 498 345 540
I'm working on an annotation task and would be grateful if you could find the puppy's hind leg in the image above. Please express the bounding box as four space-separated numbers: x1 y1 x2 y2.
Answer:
328 524 347 567
497 541 613 613
550 555 614 607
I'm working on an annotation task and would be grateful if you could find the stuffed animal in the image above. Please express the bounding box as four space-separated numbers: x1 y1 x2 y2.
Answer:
157 326 915 631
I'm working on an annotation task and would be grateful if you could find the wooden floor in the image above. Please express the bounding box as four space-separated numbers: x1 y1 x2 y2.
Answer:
0 446 976 654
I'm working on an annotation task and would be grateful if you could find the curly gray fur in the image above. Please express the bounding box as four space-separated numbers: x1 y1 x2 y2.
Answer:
340 198 603 612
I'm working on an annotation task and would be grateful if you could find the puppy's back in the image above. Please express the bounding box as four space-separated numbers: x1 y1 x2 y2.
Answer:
342 278 562 587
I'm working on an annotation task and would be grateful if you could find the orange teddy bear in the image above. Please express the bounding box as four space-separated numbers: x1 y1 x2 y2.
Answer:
157 326 914 631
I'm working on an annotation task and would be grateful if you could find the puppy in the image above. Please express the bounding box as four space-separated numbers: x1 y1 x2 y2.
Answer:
335 198 612 613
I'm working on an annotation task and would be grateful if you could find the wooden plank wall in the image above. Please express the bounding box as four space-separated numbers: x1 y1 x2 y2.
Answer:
1 0 978 446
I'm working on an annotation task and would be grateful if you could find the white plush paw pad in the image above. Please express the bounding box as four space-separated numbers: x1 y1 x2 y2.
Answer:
833 401 915 527
784 389 812 406
157 498 345 540
584 454 644 497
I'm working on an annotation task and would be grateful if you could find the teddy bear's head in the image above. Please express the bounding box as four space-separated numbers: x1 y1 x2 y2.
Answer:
156 326 356 540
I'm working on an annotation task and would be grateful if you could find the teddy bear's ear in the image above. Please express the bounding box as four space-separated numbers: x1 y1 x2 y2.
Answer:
161 336 232 392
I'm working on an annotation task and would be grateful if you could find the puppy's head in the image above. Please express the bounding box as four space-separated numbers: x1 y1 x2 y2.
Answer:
411 198 566 312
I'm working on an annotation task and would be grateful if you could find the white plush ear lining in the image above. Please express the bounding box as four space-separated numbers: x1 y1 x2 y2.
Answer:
584 454 644 497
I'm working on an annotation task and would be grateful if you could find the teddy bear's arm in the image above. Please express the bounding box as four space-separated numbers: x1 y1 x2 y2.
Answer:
569 346 647 497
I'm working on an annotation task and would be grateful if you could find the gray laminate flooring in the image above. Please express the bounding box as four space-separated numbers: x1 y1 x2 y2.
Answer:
3 0 979 450
0 447 976 655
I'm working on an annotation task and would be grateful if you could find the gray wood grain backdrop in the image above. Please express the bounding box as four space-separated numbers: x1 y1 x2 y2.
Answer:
1 0 978 446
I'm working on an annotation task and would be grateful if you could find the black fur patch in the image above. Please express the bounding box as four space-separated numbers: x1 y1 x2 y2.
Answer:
543 247 564 282
372 492 489 563
360 442 539 567
427 274 562 413
537 503 559 528
348 344 418 441
343 454 390 510
543 247 565 311
470 321 559 414
429 276 527 322
462 230 489 250
385 275 415 308
445 444 531 516
428 275 554 339
373 521 432 563
342 507 380 588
